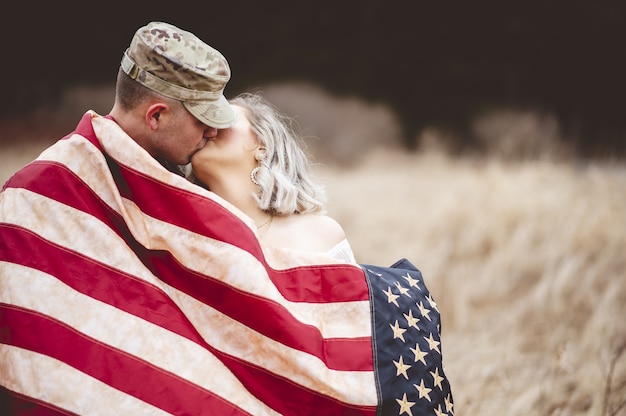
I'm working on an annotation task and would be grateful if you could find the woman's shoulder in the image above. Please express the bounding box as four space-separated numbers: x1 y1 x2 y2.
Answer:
267 213 347 253
300 213 345 235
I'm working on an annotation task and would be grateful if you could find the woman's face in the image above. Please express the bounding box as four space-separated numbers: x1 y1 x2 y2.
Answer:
191 104 260 183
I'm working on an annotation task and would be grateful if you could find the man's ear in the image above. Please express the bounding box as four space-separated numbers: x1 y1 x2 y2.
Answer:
146 104 166 129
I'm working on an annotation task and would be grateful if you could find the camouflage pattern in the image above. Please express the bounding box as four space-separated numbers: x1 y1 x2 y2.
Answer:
121 21 235 128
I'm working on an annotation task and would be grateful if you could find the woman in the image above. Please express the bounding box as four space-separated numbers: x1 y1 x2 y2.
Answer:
190 92 356 263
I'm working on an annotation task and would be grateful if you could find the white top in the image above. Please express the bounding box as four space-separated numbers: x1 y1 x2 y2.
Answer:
327 239 357 264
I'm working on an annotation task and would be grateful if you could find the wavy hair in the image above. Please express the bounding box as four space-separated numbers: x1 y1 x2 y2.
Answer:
231 92 327 215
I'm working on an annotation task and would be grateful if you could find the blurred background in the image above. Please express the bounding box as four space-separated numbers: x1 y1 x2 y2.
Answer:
1 0 626 159
2 2 626 415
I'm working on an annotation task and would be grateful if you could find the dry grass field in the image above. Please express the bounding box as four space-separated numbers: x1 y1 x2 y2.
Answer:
324 150 626 415
1 83 625 415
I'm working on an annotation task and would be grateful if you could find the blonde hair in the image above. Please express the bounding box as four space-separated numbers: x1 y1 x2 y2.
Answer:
230 92 327 215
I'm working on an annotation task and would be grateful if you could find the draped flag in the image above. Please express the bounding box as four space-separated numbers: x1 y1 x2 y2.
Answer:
0 111 453 415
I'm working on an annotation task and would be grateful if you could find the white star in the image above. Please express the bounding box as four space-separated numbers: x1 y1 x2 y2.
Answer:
430 367 444 390
445 393 454 413
383 286 400 307
394 281 411 297
402 273 421 290
393 355 411 380
416 301 431 321
434 404 446 416
423 333 441 354
389 320 407 342
403 309 420 329
426 293 438 311
413 379 432 402
409 343 428 365
396 393 415 416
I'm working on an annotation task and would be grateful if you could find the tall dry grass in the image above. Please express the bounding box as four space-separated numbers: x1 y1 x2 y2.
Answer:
1 83 625 415
322 149 626 416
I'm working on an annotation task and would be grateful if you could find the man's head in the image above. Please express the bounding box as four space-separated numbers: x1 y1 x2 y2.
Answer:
121 21 235 129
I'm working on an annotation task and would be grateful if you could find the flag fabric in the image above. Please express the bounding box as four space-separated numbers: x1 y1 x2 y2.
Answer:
363 260 454 416
0 111 453 415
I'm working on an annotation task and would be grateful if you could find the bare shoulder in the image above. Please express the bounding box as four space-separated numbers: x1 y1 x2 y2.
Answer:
266 213 347 252
301 214 346 239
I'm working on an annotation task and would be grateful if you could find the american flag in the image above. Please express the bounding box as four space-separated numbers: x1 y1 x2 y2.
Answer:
363 260 454 416
0 111 453 415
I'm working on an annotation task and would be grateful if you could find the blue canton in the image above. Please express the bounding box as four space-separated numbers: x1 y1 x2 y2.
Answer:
362 258 454 416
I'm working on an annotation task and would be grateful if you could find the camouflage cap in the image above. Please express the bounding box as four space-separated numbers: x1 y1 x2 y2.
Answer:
121 21 235 128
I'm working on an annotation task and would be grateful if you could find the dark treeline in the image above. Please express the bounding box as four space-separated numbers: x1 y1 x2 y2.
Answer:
3 1 625 157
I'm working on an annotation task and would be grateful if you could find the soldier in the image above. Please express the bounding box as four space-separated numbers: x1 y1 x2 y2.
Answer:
110 21 235 174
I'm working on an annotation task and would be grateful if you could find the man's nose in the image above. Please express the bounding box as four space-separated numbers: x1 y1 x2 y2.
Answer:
205 126 218 137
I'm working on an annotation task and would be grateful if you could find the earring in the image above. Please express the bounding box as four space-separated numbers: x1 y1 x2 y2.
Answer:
250 166 261 185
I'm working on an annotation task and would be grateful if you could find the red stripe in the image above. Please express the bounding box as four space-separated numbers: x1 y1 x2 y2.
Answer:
69 113 370 304
0 304 376 415
218 352 377 416
270 262 370 303
0 229 376 412
111 161 371 303
155 261 375 372
77 111 267 262
0 234 377 412
0 223 373 372
3 161 372 334
5 160 371 305
109 156 267 259
0 223 202 341
0 305 250 416
4 161 137 251
0 226 375 405
1 114 378 412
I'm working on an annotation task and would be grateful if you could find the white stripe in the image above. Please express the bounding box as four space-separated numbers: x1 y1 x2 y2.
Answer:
0 191 375 404
37 133 127 215
0 345 172 416
0 259 377 406
1 119 378 404
0 262 281 415
0 171 372 340
45 120 372 338
143 213 372 339
178 279 378 404
89 112 252 225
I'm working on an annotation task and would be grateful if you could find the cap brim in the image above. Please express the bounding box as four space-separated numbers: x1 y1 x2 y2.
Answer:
184 95 235 129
